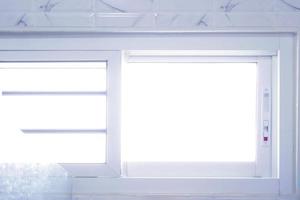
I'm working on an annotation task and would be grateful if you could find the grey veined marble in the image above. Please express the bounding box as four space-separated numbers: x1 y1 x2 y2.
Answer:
281 0 300 10
0 163 71 200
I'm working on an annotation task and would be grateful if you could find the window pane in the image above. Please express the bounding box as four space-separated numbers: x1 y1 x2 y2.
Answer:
0 62 107 163
0 63 106 91
2 95 106 129
122 62 257 162
0 131 106 163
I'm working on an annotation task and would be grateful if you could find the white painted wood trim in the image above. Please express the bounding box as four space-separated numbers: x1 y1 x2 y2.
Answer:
278 35 296 195
296 31 300 196
125 162 256 177
126 50 277 58
106 51 122 177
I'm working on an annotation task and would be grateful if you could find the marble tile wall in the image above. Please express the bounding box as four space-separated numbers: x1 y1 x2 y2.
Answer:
0 0 299 29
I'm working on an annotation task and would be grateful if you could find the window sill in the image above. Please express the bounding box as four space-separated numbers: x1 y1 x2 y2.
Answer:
72 177 279 195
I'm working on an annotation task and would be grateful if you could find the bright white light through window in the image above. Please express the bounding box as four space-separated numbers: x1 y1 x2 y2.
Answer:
122 62 257 162
0 62 107 163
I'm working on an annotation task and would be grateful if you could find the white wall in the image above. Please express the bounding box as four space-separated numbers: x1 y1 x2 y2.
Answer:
0 0 300 29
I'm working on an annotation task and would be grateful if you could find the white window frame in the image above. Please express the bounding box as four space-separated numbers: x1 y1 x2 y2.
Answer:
0 50 122 177
0 32 297 197
123 52 273 178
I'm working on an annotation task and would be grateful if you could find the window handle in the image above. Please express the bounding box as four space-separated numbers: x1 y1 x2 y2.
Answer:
263 120 269 142
262 89 271 145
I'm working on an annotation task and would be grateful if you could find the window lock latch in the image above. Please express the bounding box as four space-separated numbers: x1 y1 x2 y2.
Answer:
262 120 269 144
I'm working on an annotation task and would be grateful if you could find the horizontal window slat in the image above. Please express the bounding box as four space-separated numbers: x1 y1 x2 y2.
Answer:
2 91 107 96
0 62 107 69
21 129 107 134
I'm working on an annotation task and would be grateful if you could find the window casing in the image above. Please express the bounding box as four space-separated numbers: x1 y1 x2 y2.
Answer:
0 51 121 177
0 33 296 196
122 52 273 178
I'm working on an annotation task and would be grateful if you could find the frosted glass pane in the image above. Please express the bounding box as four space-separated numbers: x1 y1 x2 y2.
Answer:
2 96 106 129
0 163 71 199
0 62 106 91
123 62 257 162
